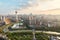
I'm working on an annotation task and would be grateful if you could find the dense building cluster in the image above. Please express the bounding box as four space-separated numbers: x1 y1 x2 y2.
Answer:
0 14 60 27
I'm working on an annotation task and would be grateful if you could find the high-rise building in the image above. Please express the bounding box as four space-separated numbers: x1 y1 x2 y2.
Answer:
28 13 36 25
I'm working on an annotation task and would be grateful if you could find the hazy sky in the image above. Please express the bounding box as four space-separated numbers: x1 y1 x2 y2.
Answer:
17 0 60 15
0 0 60 15
0 0 26 15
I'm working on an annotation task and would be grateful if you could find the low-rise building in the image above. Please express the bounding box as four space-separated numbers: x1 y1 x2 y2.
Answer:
4 18 12 24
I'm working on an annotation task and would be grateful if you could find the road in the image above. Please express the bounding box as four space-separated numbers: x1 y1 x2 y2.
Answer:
7 30 60 35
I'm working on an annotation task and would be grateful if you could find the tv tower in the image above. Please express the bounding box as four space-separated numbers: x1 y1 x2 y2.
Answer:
15 11 18 22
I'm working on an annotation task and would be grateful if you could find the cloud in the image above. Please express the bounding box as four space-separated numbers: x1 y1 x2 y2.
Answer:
15 0 60 15
0 0 59 15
